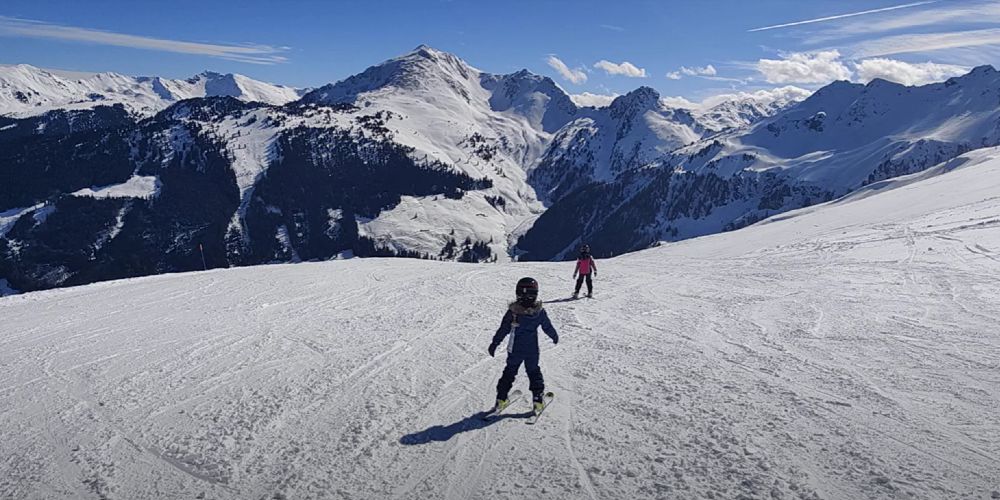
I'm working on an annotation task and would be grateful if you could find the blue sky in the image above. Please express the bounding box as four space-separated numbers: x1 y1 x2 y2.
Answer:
2 0 999 102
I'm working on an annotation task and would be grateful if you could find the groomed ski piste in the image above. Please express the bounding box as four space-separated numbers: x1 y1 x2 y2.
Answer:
3 149 1000 500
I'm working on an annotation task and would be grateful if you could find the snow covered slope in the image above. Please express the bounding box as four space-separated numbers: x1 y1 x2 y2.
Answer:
0 64 303 117
2 148 998 499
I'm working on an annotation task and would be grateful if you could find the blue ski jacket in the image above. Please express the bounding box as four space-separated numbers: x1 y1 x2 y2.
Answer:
490 302 559 355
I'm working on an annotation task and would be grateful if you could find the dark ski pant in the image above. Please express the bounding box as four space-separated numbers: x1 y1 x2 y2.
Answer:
496 350 544 401
575 273 593 295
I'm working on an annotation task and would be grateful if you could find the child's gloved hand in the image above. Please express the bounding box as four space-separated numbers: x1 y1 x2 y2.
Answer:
488 343 498 357
553 335 559 345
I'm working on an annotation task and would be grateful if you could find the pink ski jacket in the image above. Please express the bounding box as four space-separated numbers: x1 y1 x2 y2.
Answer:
575 256 596 275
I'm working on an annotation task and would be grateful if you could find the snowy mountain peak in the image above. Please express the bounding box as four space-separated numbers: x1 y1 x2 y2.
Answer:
610 86 661 112
301 45 480 105
409 44 452 61
604 86 663 126
864 77 904 90
967 64 997 77
944 64 999 87
0 64 302 117
480 69 578 133
399 45 472 73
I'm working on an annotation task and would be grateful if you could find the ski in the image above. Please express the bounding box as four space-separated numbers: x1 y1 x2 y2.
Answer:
481 390 523 420
525 392 555 425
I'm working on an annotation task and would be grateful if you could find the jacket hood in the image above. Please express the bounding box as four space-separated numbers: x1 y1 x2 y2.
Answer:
509 301 544 315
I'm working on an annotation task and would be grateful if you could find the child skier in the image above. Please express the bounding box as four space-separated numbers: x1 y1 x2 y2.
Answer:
572 244 597 298
488 277 559 414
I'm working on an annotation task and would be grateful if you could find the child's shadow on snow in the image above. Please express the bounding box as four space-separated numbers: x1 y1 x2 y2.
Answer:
399 411 532 445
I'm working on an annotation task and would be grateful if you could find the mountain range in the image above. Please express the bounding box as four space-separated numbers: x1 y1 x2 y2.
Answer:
2 45 999 292
0 63 304 117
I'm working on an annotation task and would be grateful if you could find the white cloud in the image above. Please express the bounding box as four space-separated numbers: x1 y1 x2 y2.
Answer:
854 58 968 85
599 24 625 32
851 28 1000 59
659 95 699 109
570 92 619 108
546 55 588 84
757 50 852 84
668 64 723 81
699 86 812 109
655 87 812 113
748 1 936 32
680 64 718 76
755 49 970 87
0 16 288 64
593 60 647 78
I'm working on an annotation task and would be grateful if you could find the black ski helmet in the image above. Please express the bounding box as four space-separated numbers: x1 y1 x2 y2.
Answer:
515 277 539 304
581 244 591 254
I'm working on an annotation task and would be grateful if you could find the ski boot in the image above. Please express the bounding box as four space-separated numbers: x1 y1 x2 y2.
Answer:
586 292 592 298
493 398 510 412
572 291 579 299
532 394 545 415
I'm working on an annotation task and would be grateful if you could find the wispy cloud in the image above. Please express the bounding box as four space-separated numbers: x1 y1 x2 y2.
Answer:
748 1 937 32
803 1 1000 43
0 16 289 64
599 24 625 32
851 27 1000 58
593 60 647 78
546 55 588 84
698 75 752 85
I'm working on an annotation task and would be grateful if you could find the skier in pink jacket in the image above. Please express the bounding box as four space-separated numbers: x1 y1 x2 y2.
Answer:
572 244 597 298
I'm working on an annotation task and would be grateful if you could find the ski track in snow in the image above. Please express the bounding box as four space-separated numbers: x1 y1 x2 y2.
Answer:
2 161 1000 499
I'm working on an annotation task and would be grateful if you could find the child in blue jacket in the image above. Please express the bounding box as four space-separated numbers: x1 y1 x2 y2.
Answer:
488 277 559 413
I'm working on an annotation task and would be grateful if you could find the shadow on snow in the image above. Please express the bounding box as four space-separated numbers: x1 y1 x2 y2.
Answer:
399 411 533 445
544 297 580 304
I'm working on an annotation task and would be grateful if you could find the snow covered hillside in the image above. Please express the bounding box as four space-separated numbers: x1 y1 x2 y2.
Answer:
528 86 812 203
2 147 998 499
520 65 1000 260
0 64 303 117
298 45 576 259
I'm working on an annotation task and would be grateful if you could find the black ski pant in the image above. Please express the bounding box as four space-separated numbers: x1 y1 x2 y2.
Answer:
575 273 593 295
496 349 544 401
